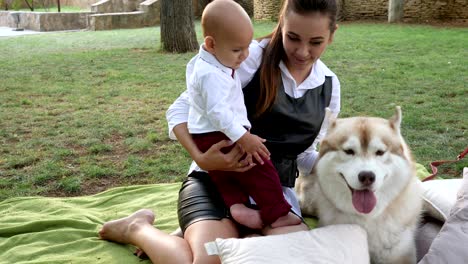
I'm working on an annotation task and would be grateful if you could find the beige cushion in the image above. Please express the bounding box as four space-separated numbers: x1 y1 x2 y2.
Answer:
205 224 369 264
420 178 462 221
418 168 468 264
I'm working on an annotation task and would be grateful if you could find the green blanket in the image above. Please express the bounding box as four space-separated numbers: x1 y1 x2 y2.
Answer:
0 183 181 264
0 165 429 264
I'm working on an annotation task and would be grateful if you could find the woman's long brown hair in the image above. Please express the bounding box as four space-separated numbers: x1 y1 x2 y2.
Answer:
255 0 338 117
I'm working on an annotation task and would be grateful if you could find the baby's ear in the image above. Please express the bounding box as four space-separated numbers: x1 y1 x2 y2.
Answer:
204 36 216 53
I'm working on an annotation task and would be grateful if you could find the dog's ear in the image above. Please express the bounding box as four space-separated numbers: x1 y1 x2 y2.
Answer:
389 106 402 134
323 108 337 131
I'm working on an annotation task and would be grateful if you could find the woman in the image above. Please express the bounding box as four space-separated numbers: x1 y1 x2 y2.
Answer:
99 0 340 263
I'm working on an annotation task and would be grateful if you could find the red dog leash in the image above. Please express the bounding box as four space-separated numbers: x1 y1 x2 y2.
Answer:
422 147 468 182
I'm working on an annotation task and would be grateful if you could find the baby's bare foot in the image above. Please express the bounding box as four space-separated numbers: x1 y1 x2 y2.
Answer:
99 209 155 244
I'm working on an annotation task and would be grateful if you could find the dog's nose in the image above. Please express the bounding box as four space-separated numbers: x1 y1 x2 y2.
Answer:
358 171 375 186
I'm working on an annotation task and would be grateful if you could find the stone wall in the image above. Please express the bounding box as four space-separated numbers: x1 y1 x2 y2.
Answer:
88 0 160 30
339 0 388 20
89 11 142 30
0 12 14 27
0 0 159 31
253 0 282 21
248 0 467 22
339 0 467 21
403 0 467 21
12 0 145 11
0 11 90 31
10 0 468 22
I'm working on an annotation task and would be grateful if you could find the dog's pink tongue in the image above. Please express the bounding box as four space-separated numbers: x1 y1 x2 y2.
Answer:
352 190 377 214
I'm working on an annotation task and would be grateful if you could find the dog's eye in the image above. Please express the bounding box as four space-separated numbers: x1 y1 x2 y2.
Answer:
375 150 386 156
344 149 355 155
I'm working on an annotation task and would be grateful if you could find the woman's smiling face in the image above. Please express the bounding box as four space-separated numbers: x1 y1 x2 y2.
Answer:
281 11 336 72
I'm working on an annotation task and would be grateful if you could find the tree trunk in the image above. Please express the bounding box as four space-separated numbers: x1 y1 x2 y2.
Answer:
388 0 404 23
194 0 211 18
160 0 198 53
23 0 33 11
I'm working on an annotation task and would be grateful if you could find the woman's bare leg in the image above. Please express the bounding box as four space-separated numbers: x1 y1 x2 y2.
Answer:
99 209 238 264
270 212 302 228
99 209 192 263
184 218 239 264
262 222 309 236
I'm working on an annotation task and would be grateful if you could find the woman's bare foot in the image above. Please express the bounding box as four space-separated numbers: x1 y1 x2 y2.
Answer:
98 209 155 244
230 204 263 229
270 212 301 228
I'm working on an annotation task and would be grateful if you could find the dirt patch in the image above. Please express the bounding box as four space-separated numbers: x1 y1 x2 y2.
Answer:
79 177 124 196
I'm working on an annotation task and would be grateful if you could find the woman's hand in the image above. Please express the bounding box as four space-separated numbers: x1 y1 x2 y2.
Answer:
172 123 255 172
196 140 255 172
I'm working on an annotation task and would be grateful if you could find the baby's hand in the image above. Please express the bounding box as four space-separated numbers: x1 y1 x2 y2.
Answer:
237 132 270 165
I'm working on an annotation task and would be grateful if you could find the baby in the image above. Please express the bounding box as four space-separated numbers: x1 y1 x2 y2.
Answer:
186 0 301 229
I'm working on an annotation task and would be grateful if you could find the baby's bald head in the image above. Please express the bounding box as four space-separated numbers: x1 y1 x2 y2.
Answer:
201 0 253 40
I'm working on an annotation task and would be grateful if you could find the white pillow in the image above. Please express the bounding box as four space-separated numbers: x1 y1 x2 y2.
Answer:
418 168 468 264
420 179 462 221
205 224 369 264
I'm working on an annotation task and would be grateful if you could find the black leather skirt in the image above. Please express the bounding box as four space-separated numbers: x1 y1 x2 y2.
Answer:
177 171 229 233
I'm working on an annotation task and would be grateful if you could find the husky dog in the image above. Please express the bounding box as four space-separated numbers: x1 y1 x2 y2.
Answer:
296 106 423 264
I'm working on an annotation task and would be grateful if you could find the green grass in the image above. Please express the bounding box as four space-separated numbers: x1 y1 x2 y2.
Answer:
0 22 466 199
